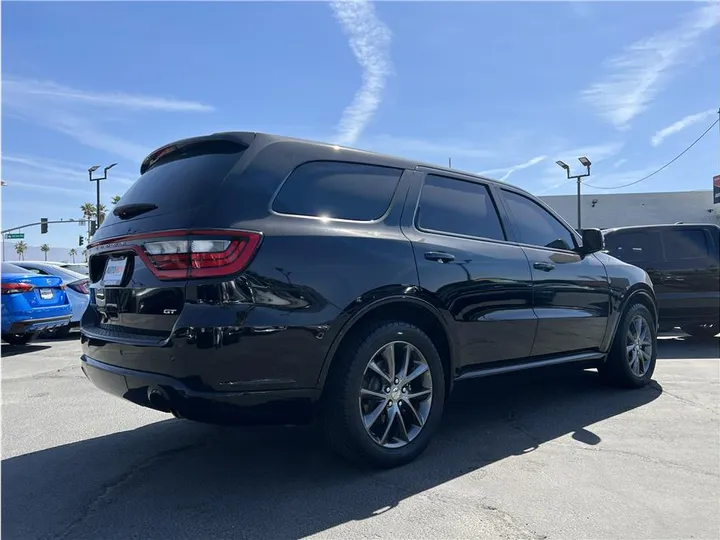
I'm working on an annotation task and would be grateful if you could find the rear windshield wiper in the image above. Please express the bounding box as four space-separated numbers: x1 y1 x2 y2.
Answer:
113 203 158 220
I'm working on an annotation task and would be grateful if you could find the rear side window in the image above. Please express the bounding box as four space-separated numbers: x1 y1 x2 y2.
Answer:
662 229 710 259
605 232 651 263
416 175 505 240
272 161 402 221
106 141 246 223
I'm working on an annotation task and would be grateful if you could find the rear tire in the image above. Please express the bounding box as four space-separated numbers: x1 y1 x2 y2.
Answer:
599 304 657 389
1 333 34 346
323 321 446 468
681 323 718 339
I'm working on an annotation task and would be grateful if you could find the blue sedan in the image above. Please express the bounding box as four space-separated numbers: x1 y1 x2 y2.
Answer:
1 262 72 345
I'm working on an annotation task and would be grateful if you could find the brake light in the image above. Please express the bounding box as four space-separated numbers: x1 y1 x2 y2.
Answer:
141 231 261 280
68 280 90 294
1 282 34 294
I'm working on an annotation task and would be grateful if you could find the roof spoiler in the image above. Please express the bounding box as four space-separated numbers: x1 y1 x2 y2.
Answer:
140 132 257 175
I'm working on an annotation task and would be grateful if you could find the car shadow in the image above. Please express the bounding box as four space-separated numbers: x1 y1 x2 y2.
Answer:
0 344 52 358
2 367 662 540
657 333 719 360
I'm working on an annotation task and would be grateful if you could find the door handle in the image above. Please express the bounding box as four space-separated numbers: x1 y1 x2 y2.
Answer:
425 251 456 263
533 261 555 272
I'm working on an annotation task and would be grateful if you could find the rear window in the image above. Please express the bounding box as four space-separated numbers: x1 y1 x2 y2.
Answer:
2 262 28 274
605 232 651 263
108 141 245 220
661 229 710 259
272 161 402 221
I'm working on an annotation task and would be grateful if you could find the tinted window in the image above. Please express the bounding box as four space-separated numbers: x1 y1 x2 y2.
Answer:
102 141 246 227
502 190 576 250
2 262 29 274
605 232 651 263
417 175 505 240
273 161 402 221
662 229 710 259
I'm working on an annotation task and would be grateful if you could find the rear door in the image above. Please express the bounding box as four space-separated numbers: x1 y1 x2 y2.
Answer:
498 188 611 357
654 227 720 323
401 171 537 373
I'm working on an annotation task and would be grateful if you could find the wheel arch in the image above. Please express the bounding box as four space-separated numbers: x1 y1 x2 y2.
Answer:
605 285 658 352
316 296 456 399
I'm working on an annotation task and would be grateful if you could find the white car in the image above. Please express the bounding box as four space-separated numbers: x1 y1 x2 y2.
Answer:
13 261 90 335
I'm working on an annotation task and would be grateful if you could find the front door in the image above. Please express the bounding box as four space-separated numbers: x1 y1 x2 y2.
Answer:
498 188 611 357
401 172 537 375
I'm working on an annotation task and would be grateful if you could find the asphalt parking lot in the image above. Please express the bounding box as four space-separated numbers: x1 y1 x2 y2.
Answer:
2 334 718 540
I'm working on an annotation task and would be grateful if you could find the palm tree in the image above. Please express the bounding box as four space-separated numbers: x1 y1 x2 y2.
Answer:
111 195 121 205
80 202 96 221
82 248 88 262
68 248 77 263
40 243 51 261
15 241 28 260
97 203 107 223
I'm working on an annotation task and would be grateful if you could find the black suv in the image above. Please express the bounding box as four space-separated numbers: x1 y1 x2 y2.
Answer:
603 223 719 338
81 132 658 468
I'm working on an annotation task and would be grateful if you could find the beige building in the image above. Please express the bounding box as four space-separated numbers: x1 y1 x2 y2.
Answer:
540 190 719 230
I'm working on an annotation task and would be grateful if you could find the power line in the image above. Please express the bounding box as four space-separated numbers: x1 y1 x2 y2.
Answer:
583 117 719 190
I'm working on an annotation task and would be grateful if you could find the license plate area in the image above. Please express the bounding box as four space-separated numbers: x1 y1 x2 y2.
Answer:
39 288 54 300
103 256 128 287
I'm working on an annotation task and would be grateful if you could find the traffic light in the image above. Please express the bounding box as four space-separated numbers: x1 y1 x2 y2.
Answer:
79 236 84 246
40 218 48 234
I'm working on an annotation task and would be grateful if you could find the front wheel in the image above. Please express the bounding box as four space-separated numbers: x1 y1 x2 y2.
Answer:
1 333 35 346
323 321 446 468
599 304 657 389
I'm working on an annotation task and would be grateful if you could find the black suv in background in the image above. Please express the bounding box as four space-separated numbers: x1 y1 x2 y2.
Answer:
604 224 719 338
81 132 658 468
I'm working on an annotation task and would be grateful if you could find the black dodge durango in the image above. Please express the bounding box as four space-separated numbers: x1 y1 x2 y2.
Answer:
81 132 659 468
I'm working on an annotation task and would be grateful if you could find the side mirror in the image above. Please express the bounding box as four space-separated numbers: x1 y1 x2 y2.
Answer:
580 228 605 255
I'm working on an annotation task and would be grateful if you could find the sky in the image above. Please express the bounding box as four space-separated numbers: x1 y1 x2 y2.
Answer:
1 0 719 252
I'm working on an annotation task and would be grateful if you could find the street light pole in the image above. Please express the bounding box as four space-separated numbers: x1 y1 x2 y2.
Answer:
556 157 592 230
88 163 117 236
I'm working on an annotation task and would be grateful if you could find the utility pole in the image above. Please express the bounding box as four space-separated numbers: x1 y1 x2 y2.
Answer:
448 157 452 168
556 157 592 230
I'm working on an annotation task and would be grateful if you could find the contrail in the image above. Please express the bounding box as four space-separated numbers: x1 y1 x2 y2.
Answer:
329 0 392 146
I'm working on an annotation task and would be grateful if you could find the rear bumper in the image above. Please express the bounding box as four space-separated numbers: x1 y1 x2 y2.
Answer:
4 315 72 335
80 355 319 425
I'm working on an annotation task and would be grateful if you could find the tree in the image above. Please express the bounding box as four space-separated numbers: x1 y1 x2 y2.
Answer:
68 248 77 263
82 248 88 262
111 195 121 205
15 241 28 260
80 202 96 221
97 203 107 223
40 243 51 261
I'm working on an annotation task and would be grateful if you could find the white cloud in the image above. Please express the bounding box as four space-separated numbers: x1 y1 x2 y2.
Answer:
582 2 720 130
613 158 628 169
3 75 213 163
478 155 547 181
3 76 214 112
651 108 716 146
330 0 392 146
2 155 136 186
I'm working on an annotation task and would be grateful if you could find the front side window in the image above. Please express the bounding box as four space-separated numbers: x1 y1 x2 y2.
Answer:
272 161 402 221
416 175 505 241
501 189 576 250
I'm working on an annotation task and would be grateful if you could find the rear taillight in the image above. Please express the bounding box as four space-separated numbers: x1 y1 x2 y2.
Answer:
67 280 90 294
1 282 34 294
141 231 261 280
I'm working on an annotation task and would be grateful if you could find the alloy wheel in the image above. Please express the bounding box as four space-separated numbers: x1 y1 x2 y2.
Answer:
626 315 653 377
358 341 434 449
